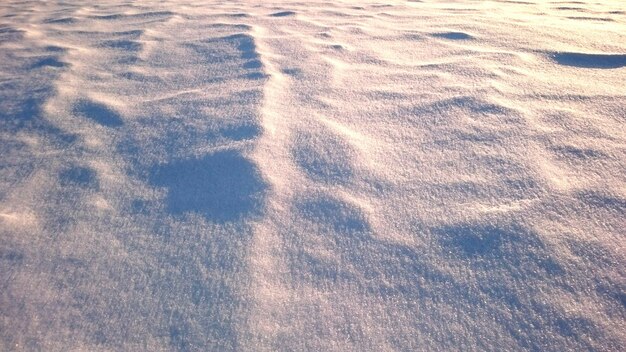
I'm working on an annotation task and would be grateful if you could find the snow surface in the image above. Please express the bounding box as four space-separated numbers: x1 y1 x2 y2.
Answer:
1 0 625 350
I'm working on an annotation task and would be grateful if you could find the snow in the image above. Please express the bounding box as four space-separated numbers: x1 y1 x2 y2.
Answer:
1 0 625 350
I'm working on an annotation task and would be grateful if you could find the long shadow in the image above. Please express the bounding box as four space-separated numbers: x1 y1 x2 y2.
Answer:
431 31 473 40
270 11 296 17
148 150 266 222
73 99 124 127
59 165 99 189
433 223 562 273
551 52 626 69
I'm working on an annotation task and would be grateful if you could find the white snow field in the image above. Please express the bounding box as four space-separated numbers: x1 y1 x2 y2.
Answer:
1 0 625 350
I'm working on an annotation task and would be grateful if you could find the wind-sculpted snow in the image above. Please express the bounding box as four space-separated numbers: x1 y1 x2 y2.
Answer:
1 0 625 351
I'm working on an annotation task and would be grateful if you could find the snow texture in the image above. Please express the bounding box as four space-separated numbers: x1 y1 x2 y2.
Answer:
1 0 625 351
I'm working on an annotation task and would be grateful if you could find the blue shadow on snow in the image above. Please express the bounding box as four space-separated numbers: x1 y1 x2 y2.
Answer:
551 52 626 69
148 150 265 222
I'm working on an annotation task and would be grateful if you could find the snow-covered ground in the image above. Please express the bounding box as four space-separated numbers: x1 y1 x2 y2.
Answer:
1 0 625 350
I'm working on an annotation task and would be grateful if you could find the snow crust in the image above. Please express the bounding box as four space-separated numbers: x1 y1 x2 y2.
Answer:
1 0 625 350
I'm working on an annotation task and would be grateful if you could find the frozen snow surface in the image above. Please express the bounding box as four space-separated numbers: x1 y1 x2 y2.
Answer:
1 0 625 350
